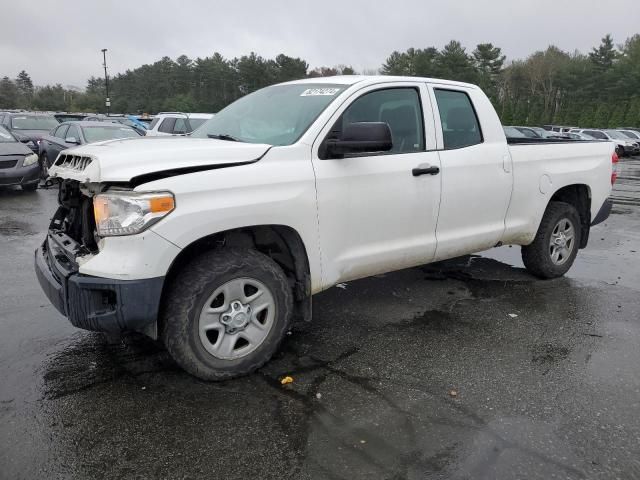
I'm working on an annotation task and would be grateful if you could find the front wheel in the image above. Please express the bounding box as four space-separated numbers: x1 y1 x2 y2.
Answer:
522 202 581 279
39 153 49 180
161 248 293 381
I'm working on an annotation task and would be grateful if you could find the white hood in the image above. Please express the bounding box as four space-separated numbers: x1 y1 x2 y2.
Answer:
49 136 271 183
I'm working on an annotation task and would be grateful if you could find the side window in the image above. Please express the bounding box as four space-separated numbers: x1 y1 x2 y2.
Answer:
148 117 160 130
66 125 80 141
158 118 177 134
340 88 425 154
173 118 188 134
55 125 69 139
434 89 482 150
586 130 606 140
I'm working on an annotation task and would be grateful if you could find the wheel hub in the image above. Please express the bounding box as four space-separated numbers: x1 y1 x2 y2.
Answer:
220 301 252 334
553 233 568 248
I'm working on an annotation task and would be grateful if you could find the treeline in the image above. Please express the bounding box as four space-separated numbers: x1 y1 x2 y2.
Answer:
1 34 639 128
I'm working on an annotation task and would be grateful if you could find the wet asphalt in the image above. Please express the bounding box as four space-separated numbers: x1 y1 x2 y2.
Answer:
0 159 639 480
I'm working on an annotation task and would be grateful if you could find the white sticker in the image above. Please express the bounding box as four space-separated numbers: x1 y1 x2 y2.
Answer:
300 88 340 97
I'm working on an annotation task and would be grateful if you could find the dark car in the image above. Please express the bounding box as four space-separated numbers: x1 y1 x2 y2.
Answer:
1 113 60 154
83 115 147 135
0 125 40 191
39 121 142 176
54 112 88 123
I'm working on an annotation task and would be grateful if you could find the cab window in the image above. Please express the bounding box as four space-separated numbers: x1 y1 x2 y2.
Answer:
434 89 483 149
340 88 425 154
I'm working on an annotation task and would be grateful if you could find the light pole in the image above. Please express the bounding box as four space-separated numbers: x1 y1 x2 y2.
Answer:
101 48 110 115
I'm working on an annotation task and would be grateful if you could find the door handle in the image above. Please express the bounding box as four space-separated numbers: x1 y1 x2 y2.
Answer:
412 164 440 176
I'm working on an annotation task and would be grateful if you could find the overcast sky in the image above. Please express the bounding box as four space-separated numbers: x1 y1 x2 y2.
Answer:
2 0 639 87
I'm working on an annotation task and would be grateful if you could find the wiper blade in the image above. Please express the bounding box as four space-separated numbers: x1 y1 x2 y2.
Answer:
207 133 240 142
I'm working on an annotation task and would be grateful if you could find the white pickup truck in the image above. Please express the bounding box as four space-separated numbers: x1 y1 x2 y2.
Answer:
35 76 618 380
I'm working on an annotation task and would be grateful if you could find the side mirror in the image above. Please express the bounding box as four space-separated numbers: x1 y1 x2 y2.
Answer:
324 122 392 159
65 136 79 145
19 137 31 144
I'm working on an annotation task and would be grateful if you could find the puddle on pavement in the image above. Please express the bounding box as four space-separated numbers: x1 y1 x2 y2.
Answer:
0 218 36 236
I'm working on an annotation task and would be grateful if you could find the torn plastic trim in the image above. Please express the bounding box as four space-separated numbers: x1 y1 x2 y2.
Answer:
127 146 273 188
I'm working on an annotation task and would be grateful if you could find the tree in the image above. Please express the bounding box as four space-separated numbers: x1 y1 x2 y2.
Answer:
0 77 19 108
589 34 617 69
15 70 34 108
472 43 505 99
438 40 478 83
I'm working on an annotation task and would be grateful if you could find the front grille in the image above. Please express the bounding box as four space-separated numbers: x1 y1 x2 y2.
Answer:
54 154 93 172
0 160 18 169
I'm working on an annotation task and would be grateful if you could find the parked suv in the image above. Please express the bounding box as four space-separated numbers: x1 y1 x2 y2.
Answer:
145 112 213 136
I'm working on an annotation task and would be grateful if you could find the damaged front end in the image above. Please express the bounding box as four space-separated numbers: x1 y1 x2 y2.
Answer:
35 179 164 336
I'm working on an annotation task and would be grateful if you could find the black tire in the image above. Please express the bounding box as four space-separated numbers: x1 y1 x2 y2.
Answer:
21 183 38 192
161 248 293 381
522 201 581 279
39 153 49 180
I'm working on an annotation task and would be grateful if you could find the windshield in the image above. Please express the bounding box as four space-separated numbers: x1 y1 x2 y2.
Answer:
515 127 538 138
191 83 346 146
10 115 59 130
188 118 208 130
605 130 627 140
0 125 16 143
82 126 140 143
504 126 527 138
619 130 640 140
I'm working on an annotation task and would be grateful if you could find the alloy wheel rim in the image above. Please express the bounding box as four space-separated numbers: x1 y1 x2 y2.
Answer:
198 277 275 360
549 218 575 266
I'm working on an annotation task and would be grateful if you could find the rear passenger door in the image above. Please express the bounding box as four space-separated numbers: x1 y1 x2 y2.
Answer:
429 85 513 260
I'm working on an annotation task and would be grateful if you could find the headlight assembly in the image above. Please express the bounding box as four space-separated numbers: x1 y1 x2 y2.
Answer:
23 153 38 167
93 191 175 236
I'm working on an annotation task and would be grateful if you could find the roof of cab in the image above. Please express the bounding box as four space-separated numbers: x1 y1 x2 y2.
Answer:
280 75 479 90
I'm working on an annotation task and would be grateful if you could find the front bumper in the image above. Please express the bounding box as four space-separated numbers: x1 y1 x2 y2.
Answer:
35 232 164 334
0 162 39 186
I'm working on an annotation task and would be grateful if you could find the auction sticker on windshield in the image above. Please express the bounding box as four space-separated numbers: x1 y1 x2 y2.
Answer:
300 88 341 96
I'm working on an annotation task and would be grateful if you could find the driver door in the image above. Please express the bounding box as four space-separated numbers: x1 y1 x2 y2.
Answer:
311 82 442 289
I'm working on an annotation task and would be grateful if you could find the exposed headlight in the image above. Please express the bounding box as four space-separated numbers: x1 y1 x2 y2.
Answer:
23 153 38 167
93 191 175 236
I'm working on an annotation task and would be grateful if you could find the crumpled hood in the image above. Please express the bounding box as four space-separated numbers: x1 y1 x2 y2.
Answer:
48 136 271 183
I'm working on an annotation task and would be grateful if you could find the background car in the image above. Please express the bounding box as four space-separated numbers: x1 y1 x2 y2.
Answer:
616 129 640 142
54 113 88 123
569 128 637 156
145 112 214 136
511 126 540 138
83 115 147 135
503 126 528 138
0 125 40 191
0 113 60 154
39 121 142 177
566 132 597 140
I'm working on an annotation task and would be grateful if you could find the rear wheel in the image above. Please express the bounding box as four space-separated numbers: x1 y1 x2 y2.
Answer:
21 183 38 192
161 248 293 381
522 202 581 279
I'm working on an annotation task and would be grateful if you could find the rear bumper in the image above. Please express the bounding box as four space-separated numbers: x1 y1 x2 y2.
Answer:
35 234 164 334
591 198 613 226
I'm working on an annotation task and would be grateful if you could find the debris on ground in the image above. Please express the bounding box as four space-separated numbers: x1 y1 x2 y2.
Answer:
280 376 294 385
508 313 518 318
336 283 347 290
449 389 458 398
